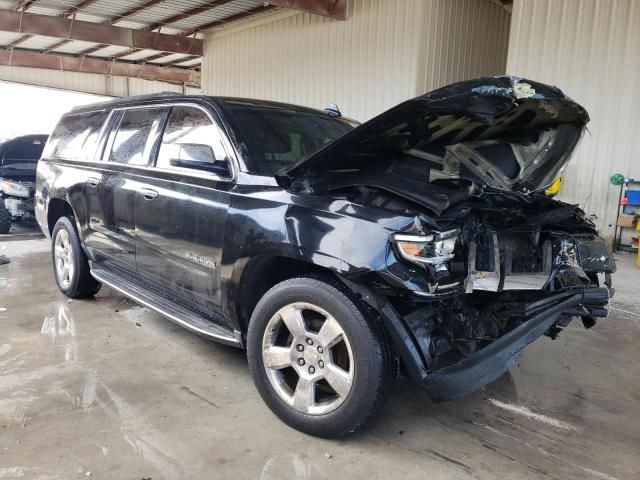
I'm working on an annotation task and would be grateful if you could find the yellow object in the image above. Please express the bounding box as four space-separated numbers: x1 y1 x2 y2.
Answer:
545 177 563 196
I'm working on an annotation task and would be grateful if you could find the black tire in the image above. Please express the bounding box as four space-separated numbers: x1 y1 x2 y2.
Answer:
51 216 101 298
0 204 11 234
247 276 395 437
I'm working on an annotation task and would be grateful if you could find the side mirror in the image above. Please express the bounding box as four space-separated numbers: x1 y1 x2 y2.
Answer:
169 143 230 177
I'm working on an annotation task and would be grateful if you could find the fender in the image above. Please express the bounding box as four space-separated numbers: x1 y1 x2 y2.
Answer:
220 189 417 332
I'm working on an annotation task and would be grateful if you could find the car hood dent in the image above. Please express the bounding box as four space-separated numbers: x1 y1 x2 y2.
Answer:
280 76 589 203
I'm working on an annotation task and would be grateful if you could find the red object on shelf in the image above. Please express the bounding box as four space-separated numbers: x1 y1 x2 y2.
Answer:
621 197 629 205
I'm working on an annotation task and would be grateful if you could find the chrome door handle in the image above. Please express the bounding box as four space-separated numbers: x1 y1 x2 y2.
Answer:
140 188 158 200
87 177 100 187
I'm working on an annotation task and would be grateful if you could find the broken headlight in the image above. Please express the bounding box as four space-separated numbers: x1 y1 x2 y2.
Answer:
393 229 459 268
0 179 29 198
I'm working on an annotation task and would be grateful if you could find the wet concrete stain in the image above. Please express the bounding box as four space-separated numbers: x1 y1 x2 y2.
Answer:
486 397 581 431
1 240 639 480
179 386 220 408
426 449 473 474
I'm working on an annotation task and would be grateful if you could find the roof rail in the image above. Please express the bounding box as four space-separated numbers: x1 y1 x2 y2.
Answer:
127 91 182 100
69 91 183 112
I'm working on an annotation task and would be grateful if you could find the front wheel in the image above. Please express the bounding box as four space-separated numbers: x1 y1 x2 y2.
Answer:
247 276 395 437
51 216 101 298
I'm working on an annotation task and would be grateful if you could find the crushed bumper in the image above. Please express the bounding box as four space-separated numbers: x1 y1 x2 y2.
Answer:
379 287 611 401
3 196 34 218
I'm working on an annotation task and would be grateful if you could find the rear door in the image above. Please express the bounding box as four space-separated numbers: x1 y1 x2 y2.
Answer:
89 106 169 273
134 104 235 319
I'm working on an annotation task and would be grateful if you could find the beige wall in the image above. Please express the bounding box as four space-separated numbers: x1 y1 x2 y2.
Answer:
507 0 640 239
419 0 510 93
202 0 510 121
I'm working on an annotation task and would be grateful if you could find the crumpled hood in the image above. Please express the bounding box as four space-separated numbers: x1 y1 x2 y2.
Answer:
280 76 589 206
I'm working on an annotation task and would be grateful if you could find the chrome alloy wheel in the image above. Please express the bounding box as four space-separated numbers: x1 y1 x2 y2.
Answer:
54 229 74 289
262 302 354 415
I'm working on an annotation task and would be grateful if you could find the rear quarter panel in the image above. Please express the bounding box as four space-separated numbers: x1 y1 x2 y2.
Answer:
36 158 97 245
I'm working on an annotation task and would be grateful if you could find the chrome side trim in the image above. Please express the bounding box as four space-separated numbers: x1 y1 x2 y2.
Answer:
91 268 240 346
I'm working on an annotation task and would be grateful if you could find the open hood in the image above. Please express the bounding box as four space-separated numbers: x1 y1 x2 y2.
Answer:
280 76 589 203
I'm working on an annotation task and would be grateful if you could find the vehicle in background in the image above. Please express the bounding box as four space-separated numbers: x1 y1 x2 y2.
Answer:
0 134 48 233
35 77 615 437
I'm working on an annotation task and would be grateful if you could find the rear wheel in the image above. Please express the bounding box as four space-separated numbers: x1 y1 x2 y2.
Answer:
51 216 101 298
247 276 394 437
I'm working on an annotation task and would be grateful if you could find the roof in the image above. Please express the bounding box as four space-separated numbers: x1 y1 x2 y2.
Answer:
0 0 281 87
68 91 333 115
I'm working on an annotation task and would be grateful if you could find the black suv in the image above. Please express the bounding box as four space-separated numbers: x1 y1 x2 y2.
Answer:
36 76 615 437
0 134 48 233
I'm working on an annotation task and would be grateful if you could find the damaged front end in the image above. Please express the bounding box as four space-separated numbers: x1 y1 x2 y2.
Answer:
0 178 36 218
280 76 616 400
0 135 47 227
381 194 614 400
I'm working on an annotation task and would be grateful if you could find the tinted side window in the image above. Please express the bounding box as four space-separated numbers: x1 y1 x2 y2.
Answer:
43 111 108 161
109 108 166 166
156 106 231 177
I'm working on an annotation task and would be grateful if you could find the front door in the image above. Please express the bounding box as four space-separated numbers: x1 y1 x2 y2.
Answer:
134 105 234 320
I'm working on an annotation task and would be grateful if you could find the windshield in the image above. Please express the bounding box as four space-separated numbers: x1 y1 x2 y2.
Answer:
223 101 355 175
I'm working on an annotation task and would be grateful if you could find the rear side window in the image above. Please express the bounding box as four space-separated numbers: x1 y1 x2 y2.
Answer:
109 108 167 166
43 111 108 161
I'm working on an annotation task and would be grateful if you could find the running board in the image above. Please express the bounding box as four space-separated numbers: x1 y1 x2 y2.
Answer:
91 266 242 347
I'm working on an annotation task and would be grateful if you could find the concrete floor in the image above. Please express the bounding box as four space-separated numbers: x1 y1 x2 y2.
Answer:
1 239 639 480
0 218 43 241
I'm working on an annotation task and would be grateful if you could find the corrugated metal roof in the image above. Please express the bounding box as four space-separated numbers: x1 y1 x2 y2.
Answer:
13 34 60 50
119 48 168 61
170 0 264 31
0 31 22 44
73 12 116 24
52 40 101 54
89 45 134 57
174 57 202 67
3 0 275 33
150 52 193 64
19 3 65 16
125 0 213 25
0 0 277 85
75 0 154 20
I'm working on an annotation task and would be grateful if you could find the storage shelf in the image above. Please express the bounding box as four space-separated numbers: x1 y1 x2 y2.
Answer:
613 178 640 253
